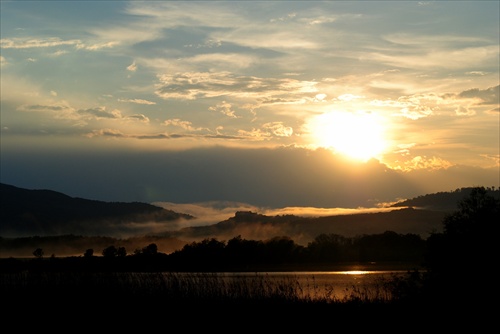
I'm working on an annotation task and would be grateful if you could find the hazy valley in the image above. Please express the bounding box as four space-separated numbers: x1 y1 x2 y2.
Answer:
1 183 498 257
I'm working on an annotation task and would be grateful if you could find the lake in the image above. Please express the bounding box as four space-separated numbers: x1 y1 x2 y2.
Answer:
173 269 412 301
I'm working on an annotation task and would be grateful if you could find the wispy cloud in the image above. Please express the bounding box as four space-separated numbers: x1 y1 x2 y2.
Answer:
0 37 81 49
118 98 156 105
155 72 318 102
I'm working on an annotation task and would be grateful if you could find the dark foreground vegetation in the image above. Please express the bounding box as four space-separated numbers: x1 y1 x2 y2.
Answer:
0 187 497 324
0 231 426 273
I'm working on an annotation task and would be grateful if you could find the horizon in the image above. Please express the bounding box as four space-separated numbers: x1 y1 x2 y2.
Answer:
4 181 497 241
1 1 499 214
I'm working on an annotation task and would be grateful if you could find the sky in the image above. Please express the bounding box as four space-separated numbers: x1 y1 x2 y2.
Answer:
1 1 499 225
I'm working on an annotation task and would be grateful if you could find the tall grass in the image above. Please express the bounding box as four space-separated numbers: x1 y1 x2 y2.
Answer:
0 271 404 307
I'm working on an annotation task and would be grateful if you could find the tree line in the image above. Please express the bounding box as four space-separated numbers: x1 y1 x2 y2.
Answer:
15 229 424 272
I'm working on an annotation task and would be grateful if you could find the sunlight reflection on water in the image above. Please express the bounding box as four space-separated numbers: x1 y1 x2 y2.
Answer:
217 270 410 301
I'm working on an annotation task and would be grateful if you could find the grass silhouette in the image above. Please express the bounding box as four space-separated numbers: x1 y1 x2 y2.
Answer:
1 270 416 306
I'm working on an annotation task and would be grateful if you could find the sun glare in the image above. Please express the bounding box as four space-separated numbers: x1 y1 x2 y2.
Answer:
308 111 387 162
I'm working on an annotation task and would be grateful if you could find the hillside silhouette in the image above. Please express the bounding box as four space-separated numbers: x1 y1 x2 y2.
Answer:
390 186 499 211
0 183 194 237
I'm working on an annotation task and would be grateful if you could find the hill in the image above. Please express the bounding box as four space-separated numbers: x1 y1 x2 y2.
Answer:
0 183 194 238
156 208 447 246
152 186 499 245
390 186 500 211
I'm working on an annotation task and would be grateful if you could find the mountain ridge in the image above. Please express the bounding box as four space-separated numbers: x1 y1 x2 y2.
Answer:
0 183 194 238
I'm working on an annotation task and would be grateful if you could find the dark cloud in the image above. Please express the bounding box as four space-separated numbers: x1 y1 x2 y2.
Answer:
77 107 120 118
1 146 497 209
458 85 499 105
18 104 68 112
88 131 246 140
126 114 149 122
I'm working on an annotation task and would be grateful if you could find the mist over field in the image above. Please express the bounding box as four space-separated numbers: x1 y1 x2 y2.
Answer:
7 183 499 258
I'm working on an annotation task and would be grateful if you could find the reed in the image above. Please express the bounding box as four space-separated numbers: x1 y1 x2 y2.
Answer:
0 271 402 306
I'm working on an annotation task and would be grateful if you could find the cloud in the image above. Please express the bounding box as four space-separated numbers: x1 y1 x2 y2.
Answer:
0 37 119 52
262 122 293 137
0 37 81 49
127 61 137 72
466 71 488 76
76 41 120 51
336 94 363 102
163 119 202 131
154 71 318 102
18 104 68 112
366 44 499 70
17 103 80 121
177 53 258 70
455 105 475 116
458 85 499 105
126 114 150 123
1 1 498 195
371 95 436 120
118 98 156 105
371 87 499 120
51 50 68 57
183 39 222 49
209 101 238 118
78 107 122 119
85 129 246 141
402 156 454 171
3 146 496 209
85 129 126 138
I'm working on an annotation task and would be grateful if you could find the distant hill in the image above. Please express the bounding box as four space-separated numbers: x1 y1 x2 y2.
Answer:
156 187 500 245
0 183 194 238
390 187 500 211
157 208 448 246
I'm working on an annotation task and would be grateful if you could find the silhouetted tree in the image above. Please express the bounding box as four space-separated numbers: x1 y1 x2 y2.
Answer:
33 248 44 259
102 245 118 258
355 231 425 262
307 234 351 262
424 186 499 304
170 238 226 270
225 235 264 266
263 236 302 263
142 243 157 256
84 249 94 257
117 246 127 257
426 186 499 272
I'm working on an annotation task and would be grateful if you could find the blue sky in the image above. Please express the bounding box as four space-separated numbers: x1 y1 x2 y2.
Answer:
1 1 499 225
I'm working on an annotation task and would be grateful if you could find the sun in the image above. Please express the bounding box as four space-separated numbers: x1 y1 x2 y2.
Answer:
307 111 387 161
